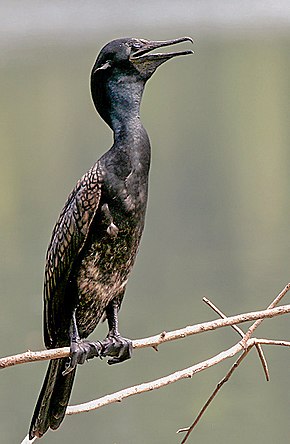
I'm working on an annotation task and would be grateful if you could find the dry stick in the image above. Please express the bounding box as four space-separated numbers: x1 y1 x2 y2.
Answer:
2 303 290 370
20 338 290 444
177 337 290 444
67 283 290 417
257 338 290 347
66 340 250 416
17 286 290 444
255 344 269 381
0 347 70 369
178 343 255 444
241 282 290 346
7 287 290 444
176 298 267 444
177 284 290 443
17 285 290 444
203 297 245 338
66 336 290 416
203 297 269 381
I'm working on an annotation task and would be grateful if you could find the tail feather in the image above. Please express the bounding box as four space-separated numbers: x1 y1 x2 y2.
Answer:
29 358 76 439
49 362 76 430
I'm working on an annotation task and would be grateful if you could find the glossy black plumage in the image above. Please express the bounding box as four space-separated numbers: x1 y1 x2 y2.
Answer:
28 36 192 440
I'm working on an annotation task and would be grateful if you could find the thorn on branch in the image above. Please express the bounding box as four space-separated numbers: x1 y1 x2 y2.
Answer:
177 427 190 434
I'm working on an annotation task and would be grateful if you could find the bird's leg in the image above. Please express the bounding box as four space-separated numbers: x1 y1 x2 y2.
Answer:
101 203 119 237
63 310 102 375
101 299 132 365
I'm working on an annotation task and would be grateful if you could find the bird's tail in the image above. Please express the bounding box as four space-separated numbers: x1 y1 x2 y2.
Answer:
28 358 76 440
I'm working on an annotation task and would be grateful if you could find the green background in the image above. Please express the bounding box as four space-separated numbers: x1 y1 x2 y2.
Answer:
1 2 290 443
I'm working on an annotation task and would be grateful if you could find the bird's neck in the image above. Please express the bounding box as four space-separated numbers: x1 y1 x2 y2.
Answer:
92 74 151 174
92 74 146 137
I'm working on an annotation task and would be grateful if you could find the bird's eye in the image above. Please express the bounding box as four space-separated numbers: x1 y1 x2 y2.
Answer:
131 42 142 50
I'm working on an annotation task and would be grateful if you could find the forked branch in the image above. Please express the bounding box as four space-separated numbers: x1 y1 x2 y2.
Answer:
2 301 290 369
177 283 290 443
6 283 289 444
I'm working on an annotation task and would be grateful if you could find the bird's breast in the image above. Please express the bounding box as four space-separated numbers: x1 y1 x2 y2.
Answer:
102 160 149 217
75 206 144 337
74 153 149 337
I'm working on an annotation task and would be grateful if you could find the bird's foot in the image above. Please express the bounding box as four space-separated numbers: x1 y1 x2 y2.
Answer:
63 339 102 375
101 334 132 365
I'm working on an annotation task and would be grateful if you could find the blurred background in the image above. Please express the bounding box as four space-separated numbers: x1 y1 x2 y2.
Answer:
1 1 290 443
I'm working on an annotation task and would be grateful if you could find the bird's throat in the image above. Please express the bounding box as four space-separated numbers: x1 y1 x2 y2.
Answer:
92 73 145 135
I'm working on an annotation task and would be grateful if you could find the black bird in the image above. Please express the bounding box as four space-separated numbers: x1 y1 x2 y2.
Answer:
28 36 193 440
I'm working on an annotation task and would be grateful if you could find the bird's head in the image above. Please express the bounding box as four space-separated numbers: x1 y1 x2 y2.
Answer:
90 37 193 128
91 36 193 81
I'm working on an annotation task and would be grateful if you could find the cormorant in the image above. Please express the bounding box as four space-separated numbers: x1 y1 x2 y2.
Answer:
28 36 193 439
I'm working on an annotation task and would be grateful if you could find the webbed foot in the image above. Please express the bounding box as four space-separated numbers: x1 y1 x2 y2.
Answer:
63 339 102 375
101 335 132 365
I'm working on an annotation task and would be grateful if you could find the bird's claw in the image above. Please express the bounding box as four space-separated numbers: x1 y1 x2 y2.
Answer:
62 335 132 375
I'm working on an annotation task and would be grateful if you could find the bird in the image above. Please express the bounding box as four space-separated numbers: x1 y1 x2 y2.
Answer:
28 36 193 440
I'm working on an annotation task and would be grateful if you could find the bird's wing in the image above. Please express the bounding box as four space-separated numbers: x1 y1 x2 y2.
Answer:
44 161 103 347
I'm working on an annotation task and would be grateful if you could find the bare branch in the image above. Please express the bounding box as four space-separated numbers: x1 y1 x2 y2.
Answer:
0 347 70 369
256 338 290 347
66 335 290 417
177 284 290 442
66 340 249 415
177 344 254 443
203 296 245 338
203 296 269 381
241 282 290 346
133 303 290 350
14 283 290 444
176 336 290 443
2 303 290 370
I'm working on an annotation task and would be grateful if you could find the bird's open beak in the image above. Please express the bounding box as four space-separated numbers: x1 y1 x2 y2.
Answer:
130 37 193 63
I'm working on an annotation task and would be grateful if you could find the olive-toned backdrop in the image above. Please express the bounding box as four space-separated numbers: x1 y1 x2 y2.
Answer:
1 2 290 443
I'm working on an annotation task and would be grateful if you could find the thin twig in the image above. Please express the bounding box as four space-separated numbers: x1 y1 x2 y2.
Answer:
20 336 290 444
178 343 255 443
66 336 290 416
2 303 290 369
203 297 245 337
66 340 250 415
177 336 290 444
241 283 290 346
255 344 269 381
256 338 290 347
17 285 290 444
177 284 290 443
16 284 290 444
203 296 269 381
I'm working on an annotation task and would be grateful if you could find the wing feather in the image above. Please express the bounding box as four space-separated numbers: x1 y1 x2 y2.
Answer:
44 161 103 347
